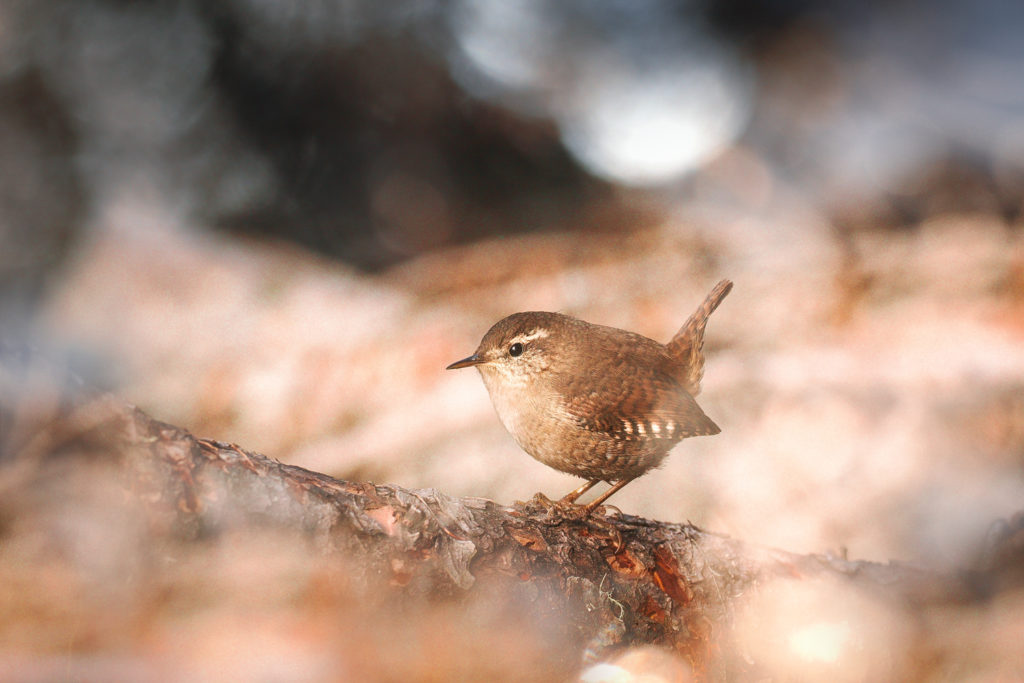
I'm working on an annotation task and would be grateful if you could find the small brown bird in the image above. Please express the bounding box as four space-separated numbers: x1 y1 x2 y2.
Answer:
447 279 732 512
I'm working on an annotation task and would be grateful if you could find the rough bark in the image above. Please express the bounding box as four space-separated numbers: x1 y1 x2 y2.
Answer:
2 383 1022 679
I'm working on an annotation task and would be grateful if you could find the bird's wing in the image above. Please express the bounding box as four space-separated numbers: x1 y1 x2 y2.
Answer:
560 368 719 442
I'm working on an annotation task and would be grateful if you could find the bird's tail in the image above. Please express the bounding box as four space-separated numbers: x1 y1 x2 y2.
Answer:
666 279 733 396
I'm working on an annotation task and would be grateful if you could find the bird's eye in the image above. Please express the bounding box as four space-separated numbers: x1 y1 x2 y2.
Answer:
508 342 524 357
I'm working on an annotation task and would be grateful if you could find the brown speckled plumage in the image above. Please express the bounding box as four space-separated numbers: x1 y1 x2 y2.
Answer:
447 280 732 511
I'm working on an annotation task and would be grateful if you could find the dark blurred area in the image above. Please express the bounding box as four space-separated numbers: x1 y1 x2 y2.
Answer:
0 67 84 335
3 0 1023 311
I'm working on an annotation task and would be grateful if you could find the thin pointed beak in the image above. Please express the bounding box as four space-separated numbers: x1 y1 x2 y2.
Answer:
446 354 485 370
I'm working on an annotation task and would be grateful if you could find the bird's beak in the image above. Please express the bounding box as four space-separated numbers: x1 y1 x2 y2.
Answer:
446 354 485 370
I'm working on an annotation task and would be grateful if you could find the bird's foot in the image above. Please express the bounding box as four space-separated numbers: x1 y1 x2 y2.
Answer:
519 491 593 524
520 492 556 509
584 501 624 517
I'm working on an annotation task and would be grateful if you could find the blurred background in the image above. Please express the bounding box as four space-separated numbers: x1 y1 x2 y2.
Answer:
2 0 1024 678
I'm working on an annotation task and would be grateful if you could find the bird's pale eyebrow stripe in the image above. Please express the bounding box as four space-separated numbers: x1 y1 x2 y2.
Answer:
516 329 550 344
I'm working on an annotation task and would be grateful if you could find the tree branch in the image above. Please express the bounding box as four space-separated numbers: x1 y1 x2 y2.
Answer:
3 381 1021 679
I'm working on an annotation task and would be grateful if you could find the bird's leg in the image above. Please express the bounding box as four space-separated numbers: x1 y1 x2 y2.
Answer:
583 476 638 514
560 478 601 504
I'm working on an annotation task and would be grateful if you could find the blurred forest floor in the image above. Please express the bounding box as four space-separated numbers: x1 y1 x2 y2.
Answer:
12 185 1024 681
39 174 1024 565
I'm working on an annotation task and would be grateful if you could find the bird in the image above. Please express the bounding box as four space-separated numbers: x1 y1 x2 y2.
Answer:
447 279 732 513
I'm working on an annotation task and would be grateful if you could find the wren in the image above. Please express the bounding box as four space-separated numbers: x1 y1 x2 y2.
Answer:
447 279 732 513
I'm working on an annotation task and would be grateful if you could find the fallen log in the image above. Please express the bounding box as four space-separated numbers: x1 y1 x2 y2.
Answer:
1 369 1021 680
